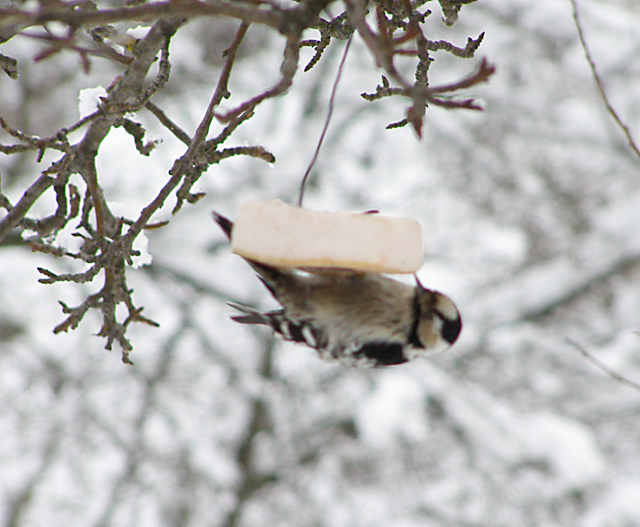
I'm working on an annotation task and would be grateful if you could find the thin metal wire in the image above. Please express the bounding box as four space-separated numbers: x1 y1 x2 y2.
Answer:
297 36 353 207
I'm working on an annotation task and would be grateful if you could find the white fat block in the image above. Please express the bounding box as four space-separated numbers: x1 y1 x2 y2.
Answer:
231 200 423 274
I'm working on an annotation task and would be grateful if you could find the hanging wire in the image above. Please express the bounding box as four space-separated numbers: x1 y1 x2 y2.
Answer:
297 36 353 207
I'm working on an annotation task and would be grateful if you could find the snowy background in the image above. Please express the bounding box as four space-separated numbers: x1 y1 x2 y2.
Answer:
1 0 640 526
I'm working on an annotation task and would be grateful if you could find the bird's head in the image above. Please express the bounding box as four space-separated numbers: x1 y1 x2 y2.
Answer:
413 276 462 355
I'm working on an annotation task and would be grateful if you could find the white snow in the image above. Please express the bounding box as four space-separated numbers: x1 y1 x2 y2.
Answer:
356 371 428 447
78 86 107 119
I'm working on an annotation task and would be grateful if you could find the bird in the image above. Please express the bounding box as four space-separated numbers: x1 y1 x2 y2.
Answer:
213 212 462 367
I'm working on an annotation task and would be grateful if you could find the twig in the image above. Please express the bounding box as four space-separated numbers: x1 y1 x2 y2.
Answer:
65 110 102 134
207 146 275 165
570 0 640 161
361 75 404 101
301 12 352 72
145 101 192 145
0 111 103 156
301 33 332 71
298 37 352 207
202 108 256 154
345 0 406 88
567 338 640 394
122 119 158 156
361 57 494 134
26 18 186 359
427 57 495 94
405 31 430 136
422 32 484 58
171 21 251 214
0 116 71 154
20 178 75 236
0 173 55 242
0 143 32 154
22 30 132 68
216 34 301 123
349 0 490 136
120 36 173 112
0 190 12 211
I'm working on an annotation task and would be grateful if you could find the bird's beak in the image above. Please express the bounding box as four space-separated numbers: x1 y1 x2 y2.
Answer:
414 274 427 291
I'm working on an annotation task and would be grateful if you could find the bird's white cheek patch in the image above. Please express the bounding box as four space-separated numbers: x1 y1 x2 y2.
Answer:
407 340 449 360
435 295 459 321
417 318 441 349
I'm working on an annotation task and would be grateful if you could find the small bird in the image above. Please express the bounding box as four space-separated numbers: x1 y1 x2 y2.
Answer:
213 212 462 367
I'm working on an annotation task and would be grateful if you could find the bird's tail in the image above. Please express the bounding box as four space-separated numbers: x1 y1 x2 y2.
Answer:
228 302 324 349
212 210 291 300
212 212 233 240
227 302 274 325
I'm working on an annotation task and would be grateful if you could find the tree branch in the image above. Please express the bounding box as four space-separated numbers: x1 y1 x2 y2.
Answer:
0 173 55 242
571 0 640 162
567 338 640 393
0 1 287 36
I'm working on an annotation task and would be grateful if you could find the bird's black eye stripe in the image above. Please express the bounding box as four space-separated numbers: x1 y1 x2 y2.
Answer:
439 314 462 344
408 291 423 348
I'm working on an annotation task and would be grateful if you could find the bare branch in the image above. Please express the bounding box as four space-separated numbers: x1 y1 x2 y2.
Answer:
145 101 192 146
216 33 301 123
0 116 71 154
202 108 256 154
0 1 287 35
121 119 158 156
170 21 250 214
423 32 484 58
346 0 405 87
567 338 640 394
0 173 56 242
349 0 490 136
207 146 276 165
361 57 494 134
429 57 495 93
571 0 640 162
